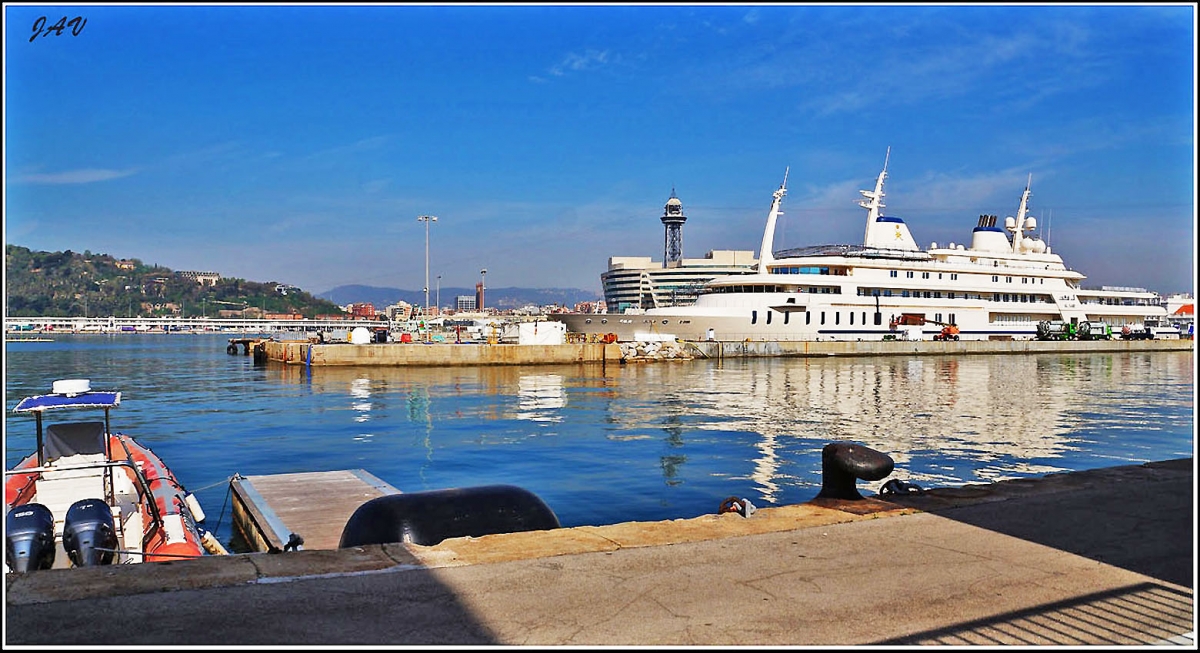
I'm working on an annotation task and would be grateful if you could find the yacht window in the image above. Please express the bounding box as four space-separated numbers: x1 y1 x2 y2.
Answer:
806 312 811 325
906 271 914 278
751 310 758 324
784 312 790 325
820 311 826 325
849 312 854 325
890 270 898 278
766 311 772 325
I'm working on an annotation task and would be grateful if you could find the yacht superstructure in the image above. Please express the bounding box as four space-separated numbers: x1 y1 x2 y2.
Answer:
552 154 1168 342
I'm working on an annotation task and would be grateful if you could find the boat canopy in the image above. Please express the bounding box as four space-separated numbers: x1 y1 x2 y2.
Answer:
13 391 121 413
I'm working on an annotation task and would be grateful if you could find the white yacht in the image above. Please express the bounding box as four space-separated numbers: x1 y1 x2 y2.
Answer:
552 153 1169 342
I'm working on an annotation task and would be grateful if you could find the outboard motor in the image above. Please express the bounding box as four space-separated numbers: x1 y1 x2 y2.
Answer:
62 499 117 567
5 503 57 572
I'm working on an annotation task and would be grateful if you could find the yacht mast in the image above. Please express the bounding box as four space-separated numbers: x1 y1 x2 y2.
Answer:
756 167 789 272
859 147 890 244
1010 174 1032 253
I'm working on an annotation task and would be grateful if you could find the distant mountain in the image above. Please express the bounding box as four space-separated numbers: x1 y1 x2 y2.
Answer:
317 284 600 310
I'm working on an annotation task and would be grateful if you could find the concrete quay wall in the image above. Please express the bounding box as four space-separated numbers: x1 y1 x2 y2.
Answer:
263 339 625 366
687 336 1195 360
264 337 1192 366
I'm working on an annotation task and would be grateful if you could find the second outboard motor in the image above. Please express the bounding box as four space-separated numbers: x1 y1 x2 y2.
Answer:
62 499 117 567
6 503 57 573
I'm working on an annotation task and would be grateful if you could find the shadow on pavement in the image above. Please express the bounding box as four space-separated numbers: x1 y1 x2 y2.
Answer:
4 546 501 646
882 458 1195 589
875 582 1194 646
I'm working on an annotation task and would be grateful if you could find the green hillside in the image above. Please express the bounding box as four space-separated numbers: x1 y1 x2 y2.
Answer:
4 244 344 318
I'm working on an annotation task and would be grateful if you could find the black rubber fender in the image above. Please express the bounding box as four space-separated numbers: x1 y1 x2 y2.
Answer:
339 484 561 548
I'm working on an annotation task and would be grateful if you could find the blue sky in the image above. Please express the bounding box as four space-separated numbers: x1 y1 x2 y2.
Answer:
4 3 1196 299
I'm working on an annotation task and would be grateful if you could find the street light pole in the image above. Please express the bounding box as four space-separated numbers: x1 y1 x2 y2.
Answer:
417 215 438 320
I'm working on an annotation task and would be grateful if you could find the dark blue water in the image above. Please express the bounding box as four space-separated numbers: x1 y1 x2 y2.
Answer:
5 334 1194 550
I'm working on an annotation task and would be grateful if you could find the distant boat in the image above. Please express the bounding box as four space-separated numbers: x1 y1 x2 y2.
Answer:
5 379 227 572
552 153 1169 342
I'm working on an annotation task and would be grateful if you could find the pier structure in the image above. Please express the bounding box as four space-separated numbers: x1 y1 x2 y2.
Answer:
230 470 401 553
261 336 1193 367
5 458 1193 646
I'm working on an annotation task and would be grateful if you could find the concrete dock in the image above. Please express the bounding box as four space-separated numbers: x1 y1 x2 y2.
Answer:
5 458 1193 646
262 336 1192 366
229 470 402 552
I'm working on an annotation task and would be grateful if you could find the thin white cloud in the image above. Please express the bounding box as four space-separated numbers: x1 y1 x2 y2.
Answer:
15 168 138 184
802 29 1074 115
548 49 610 77
301 135 391 161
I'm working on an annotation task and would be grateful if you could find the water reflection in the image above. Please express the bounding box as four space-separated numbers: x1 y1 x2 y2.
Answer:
350 377 372 431
5 335 1192 538
513 374 566 423
601 352 1193 503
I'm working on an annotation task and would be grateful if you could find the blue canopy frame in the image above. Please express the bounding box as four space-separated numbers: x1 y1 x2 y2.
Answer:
13 391 121 413
12 391 121 467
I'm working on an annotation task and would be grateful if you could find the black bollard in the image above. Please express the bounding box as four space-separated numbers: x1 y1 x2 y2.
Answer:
815 442 894 500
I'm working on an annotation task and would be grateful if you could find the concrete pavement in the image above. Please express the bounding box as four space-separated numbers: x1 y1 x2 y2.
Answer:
5 458 1194 646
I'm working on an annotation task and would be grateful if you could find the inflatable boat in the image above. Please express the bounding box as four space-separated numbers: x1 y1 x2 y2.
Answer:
5 379 226 572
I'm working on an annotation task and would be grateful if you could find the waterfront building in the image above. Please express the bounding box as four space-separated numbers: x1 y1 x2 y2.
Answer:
601 191 758 312
601 250 758 312
178 271 220 286
1161 293 1194 334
